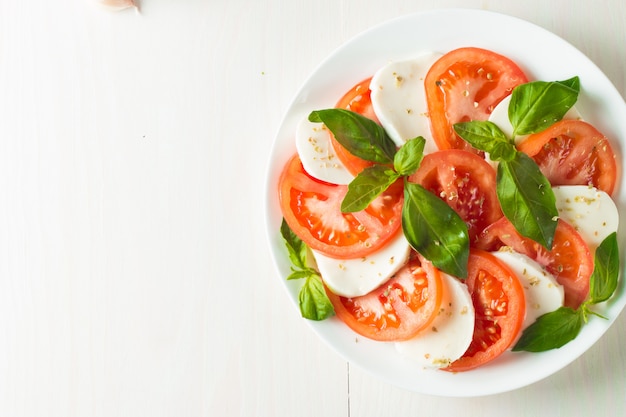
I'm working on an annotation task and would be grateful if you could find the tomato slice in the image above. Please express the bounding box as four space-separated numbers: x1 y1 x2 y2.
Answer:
336 77 380 122
517 119 618 195
325 253 443 341
329 78 379 175
445 249 525 372
278 154 403 259
424 47 528 152
477 217 593 309
408 149 503 243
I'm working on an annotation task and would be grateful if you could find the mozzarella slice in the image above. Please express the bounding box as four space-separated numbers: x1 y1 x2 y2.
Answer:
492 249 564 330
395 273 474 368
488 95 581 145
314 232 411 298
295 117 354 185
370 52 442 154
553 185 619 252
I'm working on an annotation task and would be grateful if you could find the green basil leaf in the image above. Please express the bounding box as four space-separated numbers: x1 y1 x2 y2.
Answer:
453 121 516 162
394 136 426 176
287 269 317 281
341 165 399 213
509 76 580 137
280 218 307 269
556 77 581 91
309 109 396 163
589 232 620 304
281 220 335 321
402 182 469 279
497 153 558 249
299 275 335 321
512 307 584 352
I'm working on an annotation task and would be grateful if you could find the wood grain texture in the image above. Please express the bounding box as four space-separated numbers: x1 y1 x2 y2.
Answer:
0 0 624 416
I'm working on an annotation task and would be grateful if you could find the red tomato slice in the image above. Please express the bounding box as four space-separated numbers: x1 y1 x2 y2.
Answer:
325 253 443 341
424 47 528 152
445 249 525 372
517 119 618 195
278 154 403 259
408 149 503 243
477 217 593 309
329 78 379 175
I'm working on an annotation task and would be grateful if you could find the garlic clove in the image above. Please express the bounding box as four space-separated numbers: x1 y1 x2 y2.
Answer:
96 0 138 12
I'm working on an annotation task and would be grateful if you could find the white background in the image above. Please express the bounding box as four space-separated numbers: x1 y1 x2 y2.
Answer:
1 0 625 416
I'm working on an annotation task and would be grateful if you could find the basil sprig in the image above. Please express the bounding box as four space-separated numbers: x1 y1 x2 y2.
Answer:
453 77 579 249
313 108 470 278
454 120 558 249
513 232 620 352
280 219 334 321
341 136 425 212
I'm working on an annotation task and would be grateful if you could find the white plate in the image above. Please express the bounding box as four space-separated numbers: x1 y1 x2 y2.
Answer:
264 9 626 397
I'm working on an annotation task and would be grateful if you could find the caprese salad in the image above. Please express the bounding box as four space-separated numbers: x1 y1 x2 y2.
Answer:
277 47 620 372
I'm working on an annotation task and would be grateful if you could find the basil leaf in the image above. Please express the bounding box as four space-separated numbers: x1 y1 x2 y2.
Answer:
514 232 619 353
394 136 426 176
281 219 335 321
497 153 558 249
281 218 307 269
556 77 581 90
402 182 469 278
341 166 400 213
589 232 620 304
309 109 396 163
287 269 317 281
512 307 584 352
299 275 335 321
509 77 580 137
453 121 516 162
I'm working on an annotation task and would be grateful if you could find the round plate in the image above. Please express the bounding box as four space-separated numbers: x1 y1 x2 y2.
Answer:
264 9 626 397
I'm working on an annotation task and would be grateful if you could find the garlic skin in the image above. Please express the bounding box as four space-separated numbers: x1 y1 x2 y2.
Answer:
96 0 138 12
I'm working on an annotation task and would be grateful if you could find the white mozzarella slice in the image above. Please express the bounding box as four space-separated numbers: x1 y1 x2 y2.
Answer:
395 273 474 369
295 117 354 185
314 232 411 298
488 95 581 145
553 185 619 251
492 249 564 330
370 52 442 154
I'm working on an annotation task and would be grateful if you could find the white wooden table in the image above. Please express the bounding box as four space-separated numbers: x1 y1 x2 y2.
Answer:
1 1 624 416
